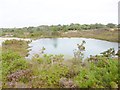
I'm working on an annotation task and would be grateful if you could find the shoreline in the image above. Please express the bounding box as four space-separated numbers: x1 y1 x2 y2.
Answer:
0 36 119 43
0 37 32 42
32 36 119 43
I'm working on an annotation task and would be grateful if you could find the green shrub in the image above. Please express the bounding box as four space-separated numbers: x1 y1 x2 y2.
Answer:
74 57 118 88
2 51 29 82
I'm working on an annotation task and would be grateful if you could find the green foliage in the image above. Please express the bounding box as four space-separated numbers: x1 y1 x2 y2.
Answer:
1 23 118 42
2 39 118 88
1 23 117 38
32 54 64 65
2 40 29 57
37 64 69 87
2 40 30 87
2 51 29 82
30 54 69 88
106 23 116 28
74 56 118 88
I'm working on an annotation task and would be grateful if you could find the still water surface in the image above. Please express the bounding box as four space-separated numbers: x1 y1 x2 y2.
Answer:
27 38 118 59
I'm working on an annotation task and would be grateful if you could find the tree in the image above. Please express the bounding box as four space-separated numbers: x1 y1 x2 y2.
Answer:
106 23 116 28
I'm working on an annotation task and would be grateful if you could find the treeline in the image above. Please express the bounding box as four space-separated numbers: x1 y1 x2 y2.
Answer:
1 23 118 32
0 23 118 38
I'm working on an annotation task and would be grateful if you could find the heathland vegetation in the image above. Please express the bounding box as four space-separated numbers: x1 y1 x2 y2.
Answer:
1 39 119 88
1 23 119 42
0 23 119 88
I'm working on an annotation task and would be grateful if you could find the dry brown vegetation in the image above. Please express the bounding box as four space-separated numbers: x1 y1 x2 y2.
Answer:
61 30 119 42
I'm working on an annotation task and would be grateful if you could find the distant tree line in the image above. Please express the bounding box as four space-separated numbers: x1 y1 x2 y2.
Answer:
0 23 118 37
1 23 118 31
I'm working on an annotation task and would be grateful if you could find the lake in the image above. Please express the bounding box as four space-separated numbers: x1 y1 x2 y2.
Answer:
26 38 118 59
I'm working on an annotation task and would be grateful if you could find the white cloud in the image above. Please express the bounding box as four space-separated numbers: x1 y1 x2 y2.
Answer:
0 0 119 28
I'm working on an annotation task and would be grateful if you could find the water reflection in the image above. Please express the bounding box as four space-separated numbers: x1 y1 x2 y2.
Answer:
52 38 58 48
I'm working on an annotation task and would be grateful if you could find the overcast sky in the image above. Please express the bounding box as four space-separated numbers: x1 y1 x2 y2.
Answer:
0 0 119 28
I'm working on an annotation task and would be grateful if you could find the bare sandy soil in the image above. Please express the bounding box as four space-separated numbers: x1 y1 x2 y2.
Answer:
0 37 31 41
